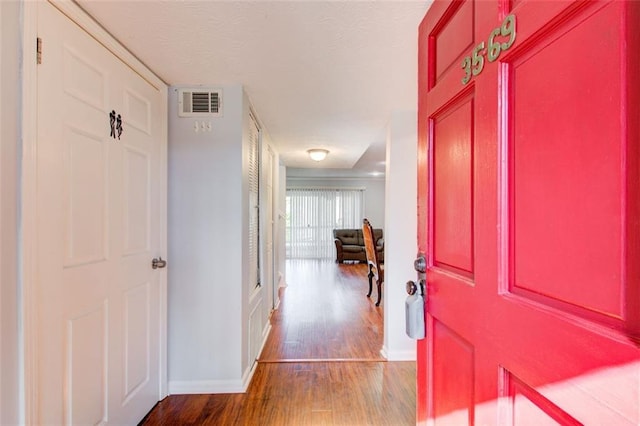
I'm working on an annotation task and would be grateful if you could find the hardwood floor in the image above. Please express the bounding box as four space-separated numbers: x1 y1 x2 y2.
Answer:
259 260 386 361
141 260 416 425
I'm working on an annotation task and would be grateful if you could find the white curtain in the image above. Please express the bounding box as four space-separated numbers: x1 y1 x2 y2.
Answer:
286 188 365 259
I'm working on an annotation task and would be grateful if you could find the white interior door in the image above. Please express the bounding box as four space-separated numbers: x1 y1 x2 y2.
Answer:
36 2 165 424
263 146 274 310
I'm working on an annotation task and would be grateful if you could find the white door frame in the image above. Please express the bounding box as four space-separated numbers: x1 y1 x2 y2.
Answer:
20 1 168 423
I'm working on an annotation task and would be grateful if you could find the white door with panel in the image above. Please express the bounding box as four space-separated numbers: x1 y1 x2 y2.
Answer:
36 2 165 424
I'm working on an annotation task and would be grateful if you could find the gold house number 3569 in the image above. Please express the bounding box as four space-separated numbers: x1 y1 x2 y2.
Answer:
461 14 516 85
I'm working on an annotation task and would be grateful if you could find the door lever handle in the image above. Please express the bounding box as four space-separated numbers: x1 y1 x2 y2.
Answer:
152 257 167 269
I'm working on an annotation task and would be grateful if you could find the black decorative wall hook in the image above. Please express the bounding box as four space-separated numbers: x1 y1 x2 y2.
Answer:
116 114 123 139
109 110 124 140
109 110 116 138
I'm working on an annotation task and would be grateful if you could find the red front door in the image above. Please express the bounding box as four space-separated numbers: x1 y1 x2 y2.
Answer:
417 0 640 423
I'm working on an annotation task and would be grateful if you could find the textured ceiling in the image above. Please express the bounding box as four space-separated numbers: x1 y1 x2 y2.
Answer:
77 0 432 176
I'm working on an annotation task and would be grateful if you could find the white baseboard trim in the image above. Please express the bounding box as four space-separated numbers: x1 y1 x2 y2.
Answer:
379 346 389 360
381 345 416 361
241 361 258 391
261 323 272 351
168 379 246 395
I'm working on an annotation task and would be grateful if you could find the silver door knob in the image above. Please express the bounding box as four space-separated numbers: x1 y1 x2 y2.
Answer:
152 257 167 269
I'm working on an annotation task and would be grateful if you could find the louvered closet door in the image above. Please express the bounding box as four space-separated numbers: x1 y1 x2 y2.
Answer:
248 112 262 364
36 2 164 424
248 112 260 289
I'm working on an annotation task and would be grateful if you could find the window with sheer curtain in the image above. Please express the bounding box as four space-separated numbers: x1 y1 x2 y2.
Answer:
286 188 365 259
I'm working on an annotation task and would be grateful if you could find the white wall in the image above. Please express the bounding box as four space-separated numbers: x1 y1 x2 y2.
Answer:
383 110 418 361
1 1 20 423
168 84 246 392
286 177 386 228
168 84 275 393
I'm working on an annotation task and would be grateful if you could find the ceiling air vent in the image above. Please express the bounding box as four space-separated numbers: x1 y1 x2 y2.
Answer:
178 89 223 117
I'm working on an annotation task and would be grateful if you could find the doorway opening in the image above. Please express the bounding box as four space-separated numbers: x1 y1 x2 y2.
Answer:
271 185 384 362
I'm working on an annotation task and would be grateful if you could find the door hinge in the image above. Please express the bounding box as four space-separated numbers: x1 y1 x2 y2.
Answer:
36 37 42 64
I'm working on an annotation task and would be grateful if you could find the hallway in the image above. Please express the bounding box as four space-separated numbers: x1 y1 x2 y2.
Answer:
141 260 416 425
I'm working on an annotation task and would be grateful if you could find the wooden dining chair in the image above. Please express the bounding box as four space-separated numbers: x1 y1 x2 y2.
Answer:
362 218 384 306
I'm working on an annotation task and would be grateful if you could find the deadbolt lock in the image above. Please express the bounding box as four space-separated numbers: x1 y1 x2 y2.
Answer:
414 255 426 274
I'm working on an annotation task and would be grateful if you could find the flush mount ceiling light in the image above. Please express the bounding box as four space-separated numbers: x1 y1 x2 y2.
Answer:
307 149 329 162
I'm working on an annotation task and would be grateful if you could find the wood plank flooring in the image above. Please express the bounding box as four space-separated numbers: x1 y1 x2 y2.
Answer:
141 260 416 425
259 260 385 361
